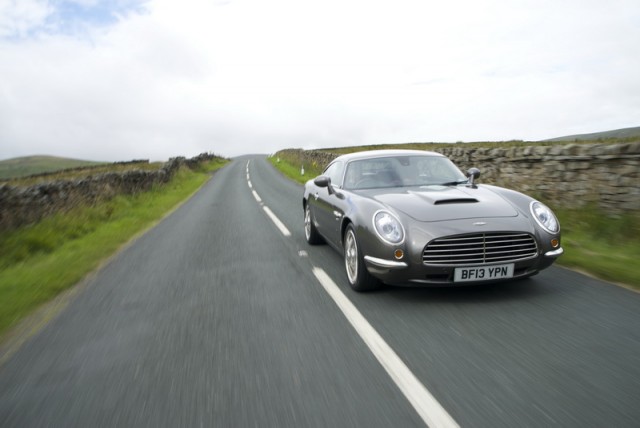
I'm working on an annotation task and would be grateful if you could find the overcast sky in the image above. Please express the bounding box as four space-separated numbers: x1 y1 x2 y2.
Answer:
1 0 639 161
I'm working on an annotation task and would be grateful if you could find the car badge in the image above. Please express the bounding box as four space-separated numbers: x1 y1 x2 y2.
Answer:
473 222 487 226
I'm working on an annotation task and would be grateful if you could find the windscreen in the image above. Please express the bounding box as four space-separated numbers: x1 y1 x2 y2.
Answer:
342 155 467 190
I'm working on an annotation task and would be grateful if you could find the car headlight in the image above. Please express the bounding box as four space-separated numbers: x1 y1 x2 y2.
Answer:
530 201 559 233
373 211 405 244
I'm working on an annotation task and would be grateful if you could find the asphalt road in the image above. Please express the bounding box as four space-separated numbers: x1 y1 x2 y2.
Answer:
1 155 639 427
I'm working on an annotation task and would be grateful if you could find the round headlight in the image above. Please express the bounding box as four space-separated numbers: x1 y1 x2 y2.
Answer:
530 201 559 233
373 211 405 244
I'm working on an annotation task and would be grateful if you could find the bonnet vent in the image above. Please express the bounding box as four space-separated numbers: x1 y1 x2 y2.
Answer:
434 198 479 205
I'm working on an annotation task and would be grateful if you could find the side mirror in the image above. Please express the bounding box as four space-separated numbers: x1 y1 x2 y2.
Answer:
314 175 331 188
313 175 343 198
466 168 481 189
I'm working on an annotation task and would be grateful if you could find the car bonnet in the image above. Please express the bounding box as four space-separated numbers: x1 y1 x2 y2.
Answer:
373 185 519 222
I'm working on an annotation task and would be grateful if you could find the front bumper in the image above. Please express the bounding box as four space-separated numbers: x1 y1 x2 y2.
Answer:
363 246 563 287
544 247 564 258
363 256 408 269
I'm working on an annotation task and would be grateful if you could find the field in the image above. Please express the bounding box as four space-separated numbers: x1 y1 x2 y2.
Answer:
0 158 164 186
0 155 106 180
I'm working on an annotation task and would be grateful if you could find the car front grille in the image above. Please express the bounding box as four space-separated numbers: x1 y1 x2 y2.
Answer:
422 232 538 266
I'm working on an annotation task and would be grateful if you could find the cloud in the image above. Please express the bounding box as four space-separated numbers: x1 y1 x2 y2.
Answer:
1 0 639 161
0 0 52 37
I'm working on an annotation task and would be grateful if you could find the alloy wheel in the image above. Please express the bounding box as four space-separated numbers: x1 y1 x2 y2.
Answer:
344 229 358 284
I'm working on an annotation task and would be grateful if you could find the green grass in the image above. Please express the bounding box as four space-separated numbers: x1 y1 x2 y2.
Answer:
0 155 106 180
0 159 228 338
269 155 640 290
1 160 163 186
555 208 640 288
268 154 322 184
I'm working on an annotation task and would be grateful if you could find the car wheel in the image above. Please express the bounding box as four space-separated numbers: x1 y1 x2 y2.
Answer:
304 203 324 245
343 224 380 291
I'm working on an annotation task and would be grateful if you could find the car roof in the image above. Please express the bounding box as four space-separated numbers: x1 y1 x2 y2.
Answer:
332 149 445 163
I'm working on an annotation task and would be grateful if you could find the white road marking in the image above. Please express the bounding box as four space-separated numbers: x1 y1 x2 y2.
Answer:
247 157 458 426
263 206 291 237
312 267 460 428
247 160 290 237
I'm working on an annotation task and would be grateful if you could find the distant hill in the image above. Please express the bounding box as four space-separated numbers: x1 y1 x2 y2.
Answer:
544 126 640 142
0 155 105 180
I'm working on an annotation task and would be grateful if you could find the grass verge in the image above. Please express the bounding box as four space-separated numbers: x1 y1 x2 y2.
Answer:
0 159 228 339
555 208 640 288
269 156 640 290
268 154 321 184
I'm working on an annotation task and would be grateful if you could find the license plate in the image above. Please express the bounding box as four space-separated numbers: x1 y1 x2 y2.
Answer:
454 263 514 282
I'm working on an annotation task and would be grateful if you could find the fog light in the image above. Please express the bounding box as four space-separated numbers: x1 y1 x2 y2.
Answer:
394 249 404 259
551 239 559 248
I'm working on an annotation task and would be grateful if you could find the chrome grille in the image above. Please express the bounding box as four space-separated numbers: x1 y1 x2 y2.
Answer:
423 232 538 265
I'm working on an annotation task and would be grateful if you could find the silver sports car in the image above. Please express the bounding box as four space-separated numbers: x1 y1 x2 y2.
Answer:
303 149 563 291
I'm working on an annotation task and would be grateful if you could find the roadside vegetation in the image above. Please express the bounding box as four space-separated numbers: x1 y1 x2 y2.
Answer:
269 155 321 184
268 144 640 290
0 158 228 339
0 159 163 186
319 137 640 156
270 138 639 185
556 207 639 288
0 155 106 180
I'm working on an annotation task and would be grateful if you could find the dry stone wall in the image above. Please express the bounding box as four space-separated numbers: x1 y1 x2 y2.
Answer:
439 142 640 212
282 141 640 213
0 153 221 231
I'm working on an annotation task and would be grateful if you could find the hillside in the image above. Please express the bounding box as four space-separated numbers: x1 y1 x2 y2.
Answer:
0 155 105 180
2 125 638 180
544 126 640 142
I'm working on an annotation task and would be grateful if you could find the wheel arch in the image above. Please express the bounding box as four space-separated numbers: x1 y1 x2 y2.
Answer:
340 216 353 244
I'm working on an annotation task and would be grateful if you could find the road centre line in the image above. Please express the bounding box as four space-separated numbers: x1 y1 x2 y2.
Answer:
312 267 460 428
247 160 290 237
262 206 292 237
246 159 457 426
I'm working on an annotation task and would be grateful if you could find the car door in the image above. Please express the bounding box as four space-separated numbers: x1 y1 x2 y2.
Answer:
311 161 344 246
320 186 350 248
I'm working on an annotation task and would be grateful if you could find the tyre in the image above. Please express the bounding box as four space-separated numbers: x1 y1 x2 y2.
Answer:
343 224 380 291
304 203 324 245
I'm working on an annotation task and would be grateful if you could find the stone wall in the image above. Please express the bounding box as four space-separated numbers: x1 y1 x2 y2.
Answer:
439 142 640 212
0 153 222 231
279 141 640 213
4 159 152 183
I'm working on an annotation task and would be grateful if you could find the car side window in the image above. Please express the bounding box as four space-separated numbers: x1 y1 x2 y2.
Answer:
323 161 344 188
